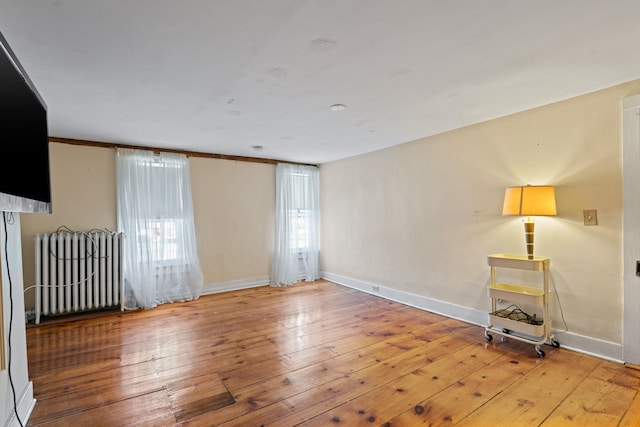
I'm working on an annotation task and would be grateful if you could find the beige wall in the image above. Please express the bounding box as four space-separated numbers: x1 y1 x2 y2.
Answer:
190 157 274 283
320 79 640 349
19 144 275 309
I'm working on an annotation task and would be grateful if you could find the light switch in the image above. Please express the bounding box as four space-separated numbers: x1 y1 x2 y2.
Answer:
583 209 598 226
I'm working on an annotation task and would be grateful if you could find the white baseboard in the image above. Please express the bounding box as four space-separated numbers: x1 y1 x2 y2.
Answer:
5 381 36 427
201 276 270 295
321 272 487 326
321 271 623 363
550 330 623 363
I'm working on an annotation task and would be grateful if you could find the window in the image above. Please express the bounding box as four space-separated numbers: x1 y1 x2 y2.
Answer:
289 209 310 251
272 164 319 286
288 171 312 251
139 218 181 263
116 149 203 309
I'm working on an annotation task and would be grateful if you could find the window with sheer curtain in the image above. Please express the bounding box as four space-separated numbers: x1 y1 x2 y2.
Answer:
116 148 203 309
272 163 319 286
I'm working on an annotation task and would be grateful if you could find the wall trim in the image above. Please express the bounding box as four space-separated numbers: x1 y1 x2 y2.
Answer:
49 137 316 166
201 276 270 295
321 271 623 363
550 331 622 364
321 272 487 326
5 381 36 427
622 94 640 365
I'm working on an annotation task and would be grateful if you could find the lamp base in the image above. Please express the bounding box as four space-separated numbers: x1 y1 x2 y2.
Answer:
524 220 535 259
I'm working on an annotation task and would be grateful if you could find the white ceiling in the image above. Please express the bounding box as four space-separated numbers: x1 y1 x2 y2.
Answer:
3 1 640 165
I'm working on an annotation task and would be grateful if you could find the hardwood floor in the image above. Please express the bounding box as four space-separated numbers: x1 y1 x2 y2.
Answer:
24 280 640 426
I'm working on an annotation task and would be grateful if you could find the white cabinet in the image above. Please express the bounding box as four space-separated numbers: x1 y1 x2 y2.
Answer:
484 253 559 357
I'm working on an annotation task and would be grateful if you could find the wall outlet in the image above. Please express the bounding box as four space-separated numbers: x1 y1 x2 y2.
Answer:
372 285 380 292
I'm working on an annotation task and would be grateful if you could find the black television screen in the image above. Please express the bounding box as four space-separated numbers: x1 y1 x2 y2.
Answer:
0 30 52 213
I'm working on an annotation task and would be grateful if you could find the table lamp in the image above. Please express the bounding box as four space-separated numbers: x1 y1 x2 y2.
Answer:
502 185 556 259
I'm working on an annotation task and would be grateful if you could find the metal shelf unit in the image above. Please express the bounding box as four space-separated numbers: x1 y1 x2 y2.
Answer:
484 253 559 357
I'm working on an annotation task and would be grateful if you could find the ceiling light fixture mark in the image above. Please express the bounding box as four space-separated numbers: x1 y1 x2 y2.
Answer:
391 68 411 78
269 67 288 79
309 37 337 52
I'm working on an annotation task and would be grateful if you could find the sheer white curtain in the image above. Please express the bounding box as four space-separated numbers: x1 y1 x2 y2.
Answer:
272 163 320 286
116 148 203 309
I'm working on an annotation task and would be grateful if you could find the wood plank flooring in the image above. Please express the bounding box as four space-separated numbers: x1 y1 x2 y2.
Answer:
24 280 640 426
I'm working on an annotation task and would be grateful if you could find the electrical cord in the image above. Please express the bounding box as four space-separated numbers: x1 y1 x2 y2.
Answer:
550 271 569 333
23 227 116 293
3 211 25 427
492 303 543 325
56 225 116 235
49 226 114 262
24 274 97 294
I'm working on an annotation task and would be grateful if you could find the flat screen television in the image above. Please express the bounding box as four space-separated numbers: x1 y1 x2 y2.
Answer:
0 30 52 213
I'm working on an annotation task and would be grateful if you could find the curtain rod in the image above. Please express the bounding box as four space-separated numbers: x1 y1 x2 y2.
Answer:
49 136 318 167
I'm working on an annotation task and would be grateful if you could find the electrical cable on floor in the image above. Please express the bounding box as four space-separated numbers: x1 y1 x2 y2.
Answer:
3 211 25 427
